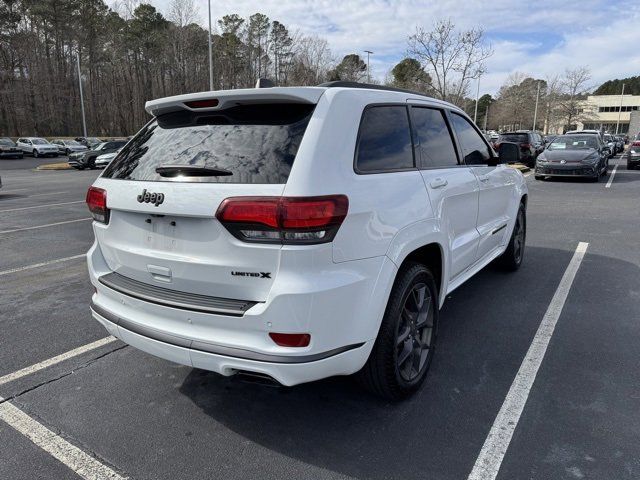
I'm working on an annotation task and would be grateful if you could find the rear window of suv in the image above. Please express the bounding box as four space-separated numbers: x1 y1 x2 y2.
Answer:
498 133 528 143
102 103 315 184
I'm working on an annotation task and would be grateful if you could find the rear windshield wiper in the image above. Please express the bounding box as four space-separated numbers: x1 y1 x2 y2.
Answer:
155 164 233 177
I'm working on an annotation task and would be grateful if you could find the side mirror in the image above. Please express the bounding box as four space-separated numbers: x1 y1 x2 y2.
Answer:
496 141 521 165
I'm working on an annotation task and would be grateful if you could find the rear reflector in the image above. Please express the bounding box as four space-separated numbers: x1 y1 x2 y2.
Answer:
269 333 311 347
216 195 348 244
185 99 219 109
86 186 109 224
520 143 531 148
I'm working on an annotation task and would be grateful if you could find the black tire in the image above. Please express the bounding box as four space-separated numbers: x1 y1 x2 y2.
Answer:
65 149 70 156
534 175 544 180
358 262 438 401
496 203 526 271
87 157 96 169
32 149 38 158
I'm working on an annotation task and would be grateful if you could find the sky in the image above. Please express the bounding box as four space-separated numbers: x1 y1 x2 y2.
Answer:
138 0 640 97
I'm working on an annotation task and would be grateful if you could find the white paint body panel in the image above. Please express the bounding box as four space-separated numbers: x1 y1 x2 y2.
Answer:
87 86 527 385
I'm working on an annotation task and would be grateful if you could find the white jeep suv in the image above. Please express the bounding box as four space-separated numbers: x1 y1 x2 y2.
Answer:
86 82 528 399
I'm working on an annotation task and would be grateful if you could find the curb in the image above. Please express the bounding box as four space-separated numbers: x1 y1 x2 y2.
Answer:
36 162 73 171
509 163 531 173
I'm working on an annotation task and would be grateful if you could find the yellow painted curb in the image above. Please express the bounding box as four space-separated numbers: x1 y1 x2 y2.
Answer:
36 162 73 171
508 163 531 173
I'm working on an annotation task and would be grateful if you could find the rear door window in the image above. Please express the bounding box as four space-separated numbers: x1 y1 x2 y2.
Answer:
410 107 458 168
103 103 315 184
450 113 492 165
355 105 414 173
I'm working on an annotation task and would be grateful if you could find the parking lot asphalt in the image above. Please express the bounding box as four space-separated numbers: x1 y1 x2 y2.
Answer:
1 155 639 480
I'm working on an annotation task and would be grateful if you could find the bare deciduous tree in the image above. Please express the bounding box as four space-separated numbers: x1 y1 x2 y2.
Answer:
407 19 492 106
557 66 592 130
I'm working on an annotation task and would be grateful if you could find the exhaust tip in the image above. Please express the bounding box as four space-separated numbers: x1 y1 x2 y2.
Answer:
234 370 282 387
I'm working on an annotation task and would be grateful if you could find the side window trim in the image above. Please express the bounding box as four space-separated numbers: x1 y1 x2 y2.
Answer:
409 105 462 170
447 110 496 166
353 103 418 175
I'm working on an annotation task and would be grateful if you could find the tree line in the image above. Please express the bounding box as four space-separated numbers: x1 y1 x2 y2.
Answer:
0 0 335 136
0 4 617 137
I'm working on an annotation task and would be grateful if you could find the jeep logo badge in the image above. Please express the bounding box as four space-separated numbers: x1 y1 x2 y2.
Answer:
137 189 165 206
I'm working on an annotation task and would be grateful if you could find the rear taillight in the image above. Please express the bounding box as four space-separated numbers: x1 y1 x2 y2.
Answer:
632 141 640 147
269 332 311 347
86 186 109 224
216 195 348 245
520 143 532 149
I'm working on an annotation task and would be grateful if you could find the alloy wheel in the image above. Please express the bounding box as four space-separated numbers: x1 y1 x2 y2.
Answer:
396 283 435 382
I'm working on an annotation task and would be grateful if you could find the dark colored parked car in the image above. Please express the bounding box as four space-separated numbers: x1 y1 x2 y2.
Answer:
0 138 23 159
535 133 608 181
496 131 544 166
68 140 127 169
626 140 640 170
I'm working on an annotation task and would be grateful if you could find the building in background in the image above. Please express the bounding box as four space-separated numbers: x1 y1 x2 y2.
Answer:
577 94 640 134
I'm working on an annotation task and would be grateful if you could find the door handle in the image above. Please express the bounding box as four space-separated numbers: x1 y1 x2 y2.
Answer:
429 178 448 188
478 174 490 183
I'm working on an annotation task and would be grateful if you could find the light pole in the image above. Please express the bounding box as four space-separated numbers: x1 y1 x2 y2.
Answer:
483 104 489 131
76 50 87 138
207 0 213 90
364 50 373 83
532 80 541 131
473 75 481 125
616 83 625 134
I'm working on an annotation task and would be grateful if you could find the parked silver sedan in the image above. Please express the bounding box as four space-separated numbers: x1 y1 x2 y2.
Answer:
51 139 88 156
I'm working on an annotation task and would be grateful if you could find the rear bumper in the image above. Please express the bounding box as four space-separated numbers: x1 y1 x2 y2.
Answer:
87 240 396 385
92 306 370 386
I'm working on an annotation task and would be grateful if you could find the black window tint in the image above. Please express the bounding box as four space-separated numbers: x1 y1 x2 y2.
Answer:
103 103 315 184
451 113 491 165
356 106 414 173
411 107 458 168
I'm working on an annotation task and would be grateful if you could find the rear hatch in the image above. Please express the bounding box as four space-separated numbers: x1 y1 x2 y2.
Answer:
92 96 319 303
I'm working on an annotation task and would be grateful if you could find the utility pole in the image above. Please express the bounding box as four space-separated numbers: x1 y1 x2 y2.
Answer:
532 80 541 131
76 50 87 138
616 83 625 134
473 75 481 125
364 50 373 83
207 0 213 90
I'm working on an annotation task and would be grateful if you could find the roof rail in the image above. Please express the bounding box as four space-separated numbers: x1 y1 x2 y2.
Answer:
318 81 429 98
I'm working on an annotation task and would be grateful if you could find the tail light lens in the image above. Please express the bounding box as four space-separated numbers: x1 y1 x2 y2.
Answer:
184 99 219 108
269 332 311 347
632 141 640 147
216 195 348 245
86 186 109 224
520 143 532 149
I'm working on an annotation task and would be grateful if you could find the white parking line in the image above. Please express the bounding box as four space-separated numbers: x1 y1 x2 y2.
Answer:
0 398 127 480
0 218 91 234
0 336 117 386
27 191 71 198
467 241 589 480
0 200 83 213
605 165 618 188
0 188 28 193
0 254 86 277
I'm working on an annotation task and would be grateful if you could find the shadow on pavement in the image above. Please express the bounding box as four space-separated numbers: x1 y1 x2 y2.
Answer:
177 245 640 480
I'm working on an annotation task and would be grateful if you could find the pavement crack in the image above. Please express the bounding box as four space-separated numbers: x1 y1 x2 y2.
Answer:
0 344 128 405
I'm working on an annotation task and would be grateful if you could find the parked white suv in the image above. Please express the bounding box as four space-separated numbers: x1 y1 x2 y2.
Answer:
86 83 528 399
16 137 59 157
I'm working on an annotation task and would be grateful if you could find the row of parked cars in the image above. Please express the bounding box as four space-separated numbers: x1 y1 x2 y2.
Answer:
0 136 127 169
